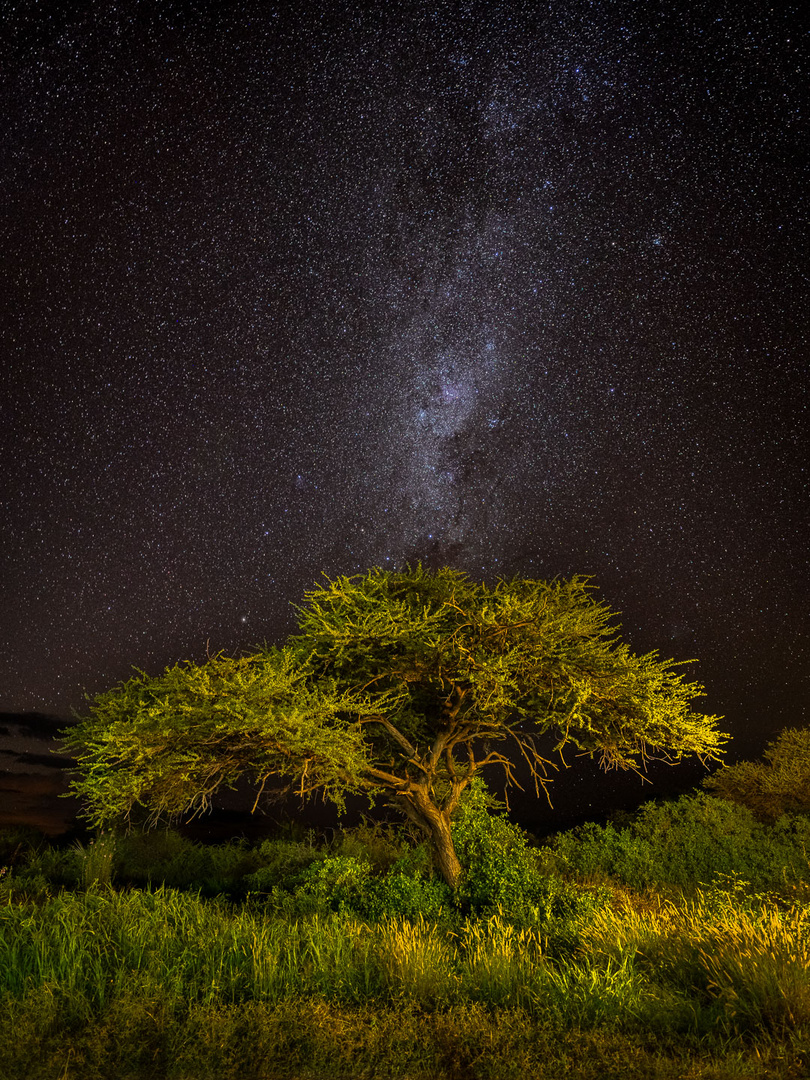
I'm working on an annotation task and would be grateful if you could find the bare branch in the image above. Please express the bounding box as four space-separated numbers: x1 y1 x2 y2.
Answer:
510 731 557 797
428 729 449 772
444 745 458 780
361 714 419 759
442 684 468 723
251 772 271 814
362 764 414 788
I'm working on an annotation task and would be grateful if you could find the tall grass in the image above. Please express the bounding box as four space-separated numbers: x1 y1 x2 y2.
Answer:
2 882 808 1042
3 811 810 1079
580 887 810 1035
73 832 116 889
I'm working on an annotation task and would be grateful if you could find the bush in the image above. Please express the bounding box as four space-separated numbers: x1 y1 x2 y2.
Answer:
259 852 452 922
19 844 81 890
241 838 327 894
112 830 265 894
550 793 810 894
367 871 452 921
270 855 375 916
335 820 417 874
0 826 47 866
450 780 562 921
703 725 810 821
549 821 657 888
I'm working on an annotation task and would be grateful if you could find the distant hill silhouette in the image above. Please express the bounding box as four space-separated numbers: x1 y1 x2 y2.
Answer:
0 713 81 833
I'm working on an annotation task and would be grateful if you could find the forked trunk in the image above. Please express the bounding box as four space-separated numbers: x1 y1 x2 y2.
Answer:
401 791 463 888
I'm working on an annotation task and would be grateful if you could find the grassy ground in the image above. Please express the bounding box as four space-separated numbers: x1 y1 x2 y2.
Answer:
5 996 810 1080
1 882 809 1079
2 802 810 1080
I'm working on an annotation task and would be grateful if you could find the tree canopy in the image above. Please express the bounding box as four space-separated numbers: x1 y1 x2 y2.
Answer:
64 565 728 885
702 726 810 822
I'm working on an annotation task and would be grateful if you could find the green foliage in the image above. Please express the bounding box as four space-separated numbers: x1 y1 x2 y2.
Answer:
368 870 452 921
2 827 327 900
293 565 727 777
3 823 442 909
449 781 612 930
74 832 116 889
703 725 810 821
0 826 47 866
254 845 453 922
112 830 267 896
451 779 542 914
335 819 421 873
113 827 210 885
3 809 809 1078
550 793 810 894
548 821 657 887
18 844 81 892
1 998 803 1080
284 854 376 914
63 648 384 828
240 838 326 893
2 777 809 1079
63 565 727 887
2 881 808 1065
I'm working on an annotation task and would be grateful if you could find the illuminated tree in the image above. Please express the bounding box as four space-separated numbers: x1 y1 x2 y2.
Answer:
65 565 727 886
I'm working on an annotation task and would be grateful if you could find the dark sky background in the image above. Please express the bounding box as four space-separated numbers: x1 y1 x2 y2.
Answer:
1 0 807 834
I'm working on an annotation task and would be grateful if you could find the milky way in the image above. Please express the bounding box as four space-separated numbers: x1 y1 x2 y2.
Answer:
1 2 807 776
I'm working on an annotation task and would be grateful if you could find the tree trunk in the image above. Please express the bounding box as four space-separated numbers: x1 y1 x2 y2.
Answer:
427 811 463 889
400 791 463 888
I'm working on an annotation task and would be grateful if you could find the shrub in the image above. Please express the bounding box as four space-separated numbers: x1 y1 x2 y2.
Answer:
703 725 810 821
548 822 656 888
114 830 267 896
335 820 417 873
241 838 326 895
20 844 81 890
366 871 452 921
551 793 810 894
0 826 47 866
278 855 375 916
450 780 539 914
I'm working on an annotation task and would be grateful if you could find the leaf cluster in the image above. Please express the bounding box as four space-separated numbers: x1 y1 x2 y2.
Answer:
291 565 726 778
702 726 810 821
62 649 387 828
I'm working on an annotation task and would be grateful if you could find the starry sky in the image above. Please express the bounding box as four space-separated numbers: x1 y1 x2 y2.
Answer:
1 1 808 818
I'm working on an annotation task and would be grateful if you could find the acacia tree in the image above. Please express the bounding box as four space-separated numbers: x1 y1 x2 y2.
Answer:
64 566 727 886
702 726 810 821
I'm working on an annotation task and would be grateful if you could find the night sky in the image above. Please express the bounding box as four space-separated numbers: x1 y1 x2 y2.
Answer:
1 1 807 828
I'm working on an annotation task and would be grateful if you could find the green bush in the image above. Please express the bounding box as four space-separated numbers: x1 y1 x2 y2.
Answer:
113 830 291 896
551 793 810 894
114 829 214 888
451 780 550 917
335 820 417 873
549 821 657 887
274 855 375 915
367 870 452 921
703 725 810 821
246 838 453 921
240 838 326 894
19 844 81 890
0 826 47 866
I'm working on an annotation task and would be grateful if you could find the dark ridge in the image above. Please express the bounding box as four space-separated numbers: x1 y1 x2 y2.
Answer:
5 751 76 770
0 713 73 736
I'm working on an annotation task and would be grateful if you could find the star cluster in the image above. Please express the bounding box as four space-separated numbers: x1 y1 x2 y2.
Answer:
1 2 807 767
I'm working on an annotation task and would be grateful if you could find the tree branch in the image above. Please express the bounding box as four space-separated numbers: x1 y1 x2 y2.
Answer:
360 714 419 760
